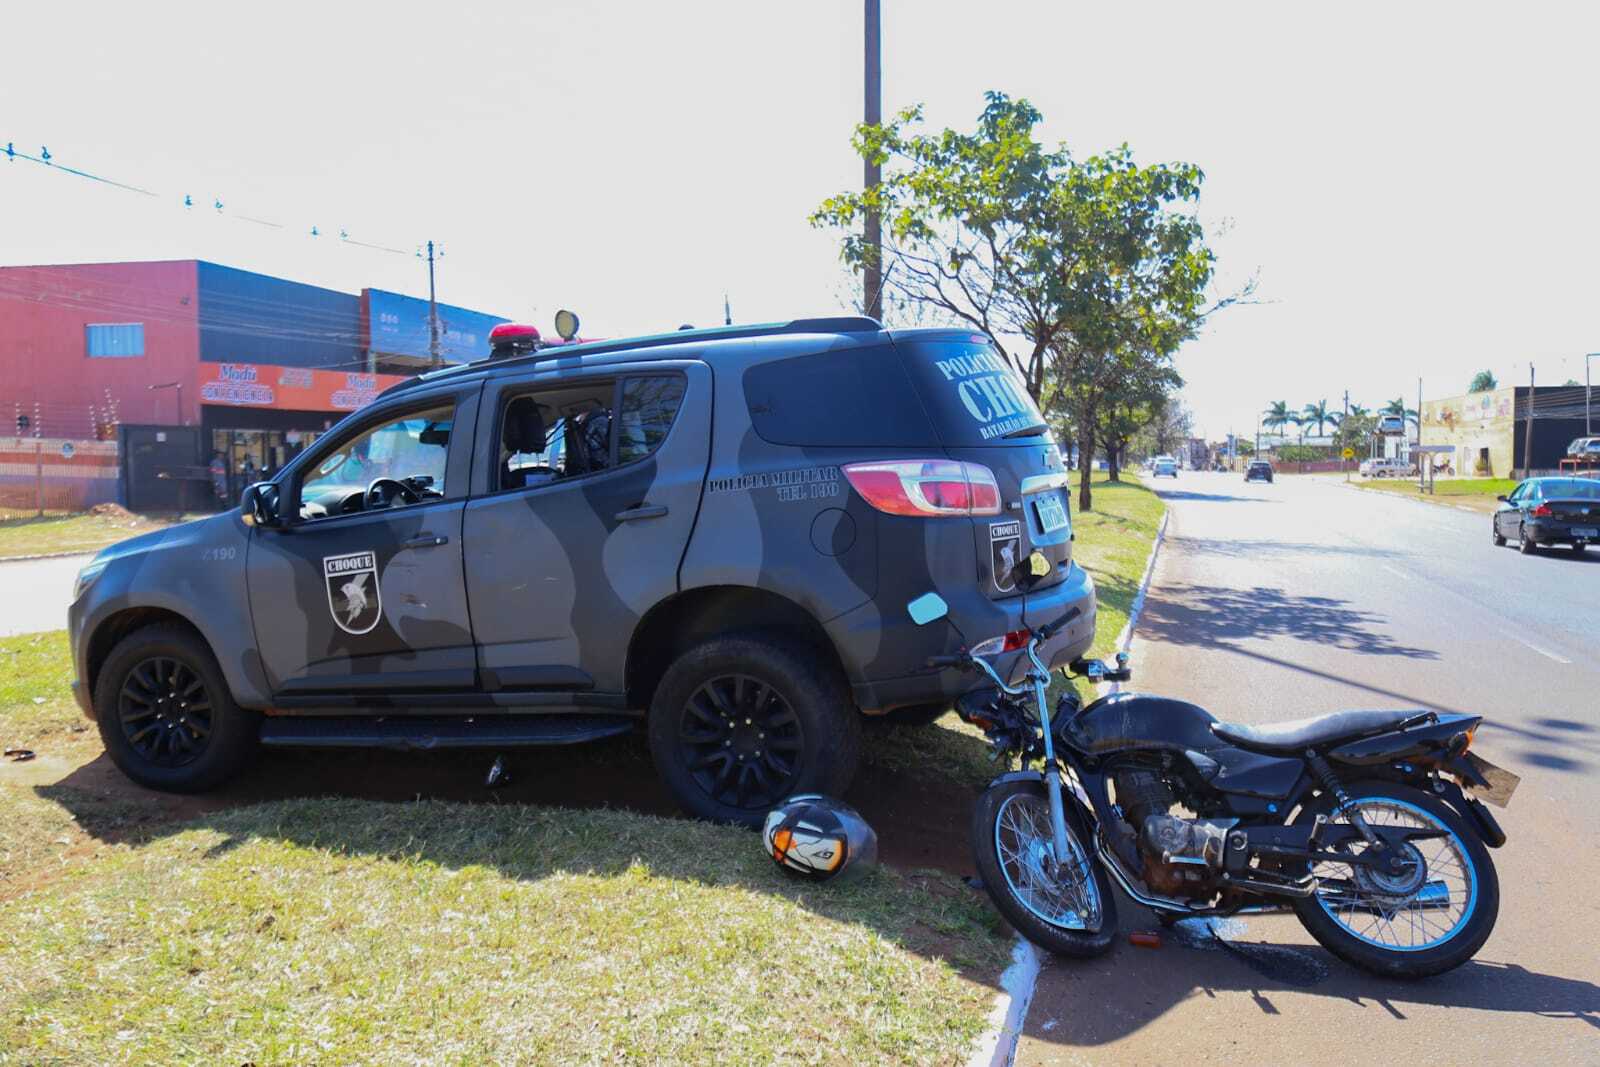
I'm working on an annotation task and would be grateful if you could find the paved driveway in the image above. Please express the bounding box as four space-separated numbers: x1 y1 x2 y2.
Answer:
1018 472 1599 1064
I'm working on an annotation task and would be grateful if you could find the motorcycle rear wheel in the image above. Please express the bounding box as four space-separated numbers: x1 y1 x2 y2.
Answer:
972 777 1118 958
1291 782 1498 979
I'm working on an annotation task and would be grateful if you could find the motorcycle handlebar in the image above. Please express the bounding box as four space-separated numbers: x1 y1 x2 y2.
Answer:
1037 605 1082 642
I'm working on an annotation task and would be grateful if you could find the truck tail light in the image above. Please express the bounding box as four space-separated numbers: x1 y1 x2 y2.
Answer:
842 460 1001 517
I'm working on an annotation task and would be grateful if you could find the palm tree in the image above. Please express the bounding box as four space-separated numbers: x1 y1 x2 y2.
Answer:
1300 399 1341 438
1262 400 1293 442
1348 403 1371 419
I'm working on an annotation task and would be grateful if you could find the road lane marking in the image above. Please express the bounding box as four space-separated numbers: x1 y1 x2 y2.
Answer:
1513 636 1571 664
1380 564 1411 581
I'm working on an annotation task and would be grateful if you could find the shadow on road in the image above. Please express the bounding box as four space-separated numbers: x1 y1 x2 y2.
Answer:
1026 923 1600 1048
1150 489 1276 504
1168 535 1403 560
1139 581 1438 659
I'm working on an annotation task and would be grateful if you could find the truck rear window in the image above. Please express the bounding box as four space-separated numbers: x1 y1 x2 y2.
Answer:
894 338 1048 445
742 344 939 447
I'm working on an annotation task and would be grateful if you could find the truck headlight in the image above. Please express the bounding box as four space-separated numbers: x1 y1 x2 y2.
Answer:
73 557 109 600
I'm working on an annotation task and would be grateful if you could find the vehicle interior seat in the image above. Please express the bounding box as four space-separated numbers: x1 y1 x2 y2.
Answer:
1210 709 1425 755
565 408 612 477
501 398 549 489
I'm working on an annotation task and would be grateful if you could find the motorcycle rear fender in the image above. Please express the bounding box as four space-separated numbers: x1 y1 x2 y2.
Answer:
1326 714 1481 767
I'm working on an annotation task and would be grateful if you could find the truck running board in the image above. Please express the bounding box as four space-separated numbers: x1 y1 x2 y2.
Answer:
259 714 636 750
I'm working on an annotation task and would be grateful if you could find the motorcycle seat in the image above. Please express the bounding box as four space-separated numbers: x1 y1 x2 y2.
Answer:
1211 709 1425 756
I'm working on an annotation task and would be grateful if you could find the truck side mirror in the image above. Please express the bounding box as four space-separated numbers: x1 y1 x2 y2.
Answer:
239 482 281 528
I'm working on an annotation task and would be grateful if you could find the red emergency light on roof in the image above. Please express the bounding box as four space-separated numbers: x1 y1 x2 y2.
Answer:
489 322 541 345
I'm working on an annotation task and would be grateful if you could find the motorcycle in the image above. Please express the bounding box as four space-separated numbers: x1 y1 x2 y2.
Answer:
913 572 1518 980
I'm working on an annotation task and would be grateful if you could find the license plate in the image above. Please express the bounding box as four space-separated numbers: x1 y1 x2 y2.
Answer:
1572 527 1598 538
1463 752 1520 808
1033 492 1069 534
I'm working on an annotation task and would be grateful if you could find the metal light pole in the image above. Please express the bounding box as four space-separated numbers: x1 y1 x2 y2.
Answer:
1522 363 1536 478
863 0 883 321
1586 352 1598 436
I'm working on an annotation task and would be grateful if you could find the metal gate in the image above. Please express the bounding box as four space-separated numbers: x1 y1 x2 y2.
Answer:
119 424 205 512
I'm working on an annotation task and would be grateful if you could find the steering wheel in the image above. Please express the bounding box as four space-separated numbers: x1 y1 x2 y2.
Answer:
365 477 421 510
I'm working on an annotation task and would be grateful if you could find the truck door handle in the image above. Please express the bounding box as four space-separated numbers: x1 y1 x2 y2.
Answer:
615 504 668 522
402 534 450 549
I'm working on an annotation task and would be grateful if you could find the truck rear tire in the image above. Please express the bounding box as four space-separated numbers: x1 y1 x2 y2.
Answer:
648 634 861 826
93 623 259 793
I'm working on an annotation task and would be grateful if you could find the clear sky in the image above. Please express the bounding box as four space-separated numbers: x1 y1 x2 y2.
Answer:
3 1 1596 439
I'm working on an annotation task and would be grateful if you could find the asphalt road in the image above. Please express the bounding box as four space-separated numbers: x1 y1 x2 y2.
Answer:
1019 472 1599 1064
0 553 91 638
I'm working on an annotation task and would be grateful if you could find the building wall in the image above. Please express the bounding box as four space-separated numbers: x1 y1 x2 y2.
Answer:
0 261 202 432
196 261 363 373
1421 387 1515 476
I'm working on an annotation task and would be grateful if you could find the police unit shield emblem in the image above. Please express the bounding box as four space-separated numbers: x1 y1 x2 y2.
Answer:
989 521 1022 593
323 551 381 635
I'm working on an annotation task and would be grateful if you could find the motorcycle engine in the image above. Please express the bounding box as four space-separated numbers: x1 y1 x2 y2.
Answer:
1113 767 1229 898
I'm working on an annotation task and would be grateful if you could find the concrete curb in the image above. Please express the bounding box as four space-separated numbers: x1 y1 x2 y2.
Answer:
0 550 97 564
969 504 1172 1067
1101 506 1171 698
965 937 1043 1067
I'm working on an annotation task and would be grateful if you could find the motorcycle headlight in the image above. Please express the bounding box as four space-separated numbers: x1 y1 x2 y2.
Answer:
73 557 109 600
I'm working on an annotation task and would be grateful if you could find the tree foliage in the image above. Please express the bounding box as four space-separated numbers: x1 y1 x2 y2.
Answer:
1469 370 1498 392
814 93 1237 511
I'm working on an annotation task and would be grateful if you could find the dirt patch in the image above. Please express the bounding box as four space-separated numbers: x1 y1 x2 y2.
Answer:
27 731 987 880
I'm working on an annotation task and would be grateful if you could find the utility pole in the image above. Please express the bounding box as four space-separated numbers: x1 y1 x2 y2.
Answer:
1343 389 1350 482
1522 363 1535 478
1416 377 1424 491
425 239 441 369
863 0 883 322
1586 352 1598 436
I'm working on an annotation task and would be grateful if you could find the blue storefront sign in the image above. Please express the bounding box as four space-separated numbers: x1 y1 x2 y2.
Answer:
363 289 509 364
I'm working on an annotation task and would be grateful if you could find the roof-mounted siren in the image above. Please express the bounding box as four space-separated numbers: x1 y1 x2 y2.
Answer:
488 322 542 360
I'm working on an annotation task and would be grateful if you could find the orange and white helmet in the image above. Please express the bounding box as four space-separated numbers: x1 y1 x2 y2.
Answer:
763 794 878 883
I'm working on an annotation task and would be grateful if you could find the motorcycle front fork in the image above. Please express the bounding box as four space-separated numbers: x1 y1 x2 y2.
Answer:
1031 671 1073 865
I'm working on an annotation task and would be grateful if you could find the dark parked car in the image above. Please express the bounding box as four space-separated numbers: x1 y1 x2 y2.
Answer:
1244 460 1274 483
1492 476 1600 555
67 317 1098 825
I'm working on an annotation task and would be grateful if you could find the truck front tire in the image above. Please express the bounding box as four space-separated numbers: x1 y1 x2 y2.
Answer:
93 623 259 793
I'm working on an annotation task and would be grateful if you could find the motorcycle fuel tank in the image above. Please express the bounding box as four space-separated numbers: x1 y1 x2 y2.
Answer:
1062 692 1221 756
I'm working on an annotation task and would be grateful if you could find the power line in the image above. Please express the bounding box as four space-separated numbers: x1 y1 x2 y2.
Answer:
4 139 411 257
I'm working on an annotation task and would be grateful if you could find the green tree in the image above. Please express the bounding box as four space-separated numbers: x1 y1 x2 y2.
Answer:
1262 400 1292 433
1097 357 1182 482
1469 370 1498 392
1300 398 1341 437
811 93 1071 398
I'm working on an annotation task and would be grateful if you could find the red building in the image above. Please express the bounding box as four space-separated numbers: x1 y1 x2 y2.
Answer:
0 260 507 508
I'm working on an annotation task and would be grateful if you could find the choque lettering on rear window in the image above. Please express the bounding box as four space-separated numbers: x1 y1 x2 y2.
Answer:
898 340 1048 445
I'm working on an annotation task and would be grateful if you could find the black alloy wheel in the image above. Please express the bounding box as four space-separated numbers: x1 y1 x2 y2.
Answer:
118 656 213 767
677 674 803 810
1519 524 1538 554
1491 520 1506 546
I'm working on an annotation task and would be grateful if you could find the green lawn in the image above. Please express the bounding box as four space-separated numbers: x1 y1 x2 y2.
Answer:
0 511 180 560
1352 476 1518 514
0 800 1008 1065
0 627 1011 1064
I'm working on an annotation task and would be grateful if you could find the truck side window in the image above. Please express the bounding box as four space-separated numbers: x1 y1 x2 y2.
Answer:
617 376 686 464
298 404 454 519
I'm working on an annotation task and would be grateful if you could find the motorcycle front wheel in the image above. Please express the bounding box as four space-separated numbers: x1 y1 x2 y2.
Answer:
1291 782 1499 979
972 777 1118 958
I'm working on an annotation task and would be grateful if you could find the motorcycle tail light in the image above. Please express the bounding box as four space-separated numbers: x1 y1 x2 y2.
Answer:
842 460 1002 517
